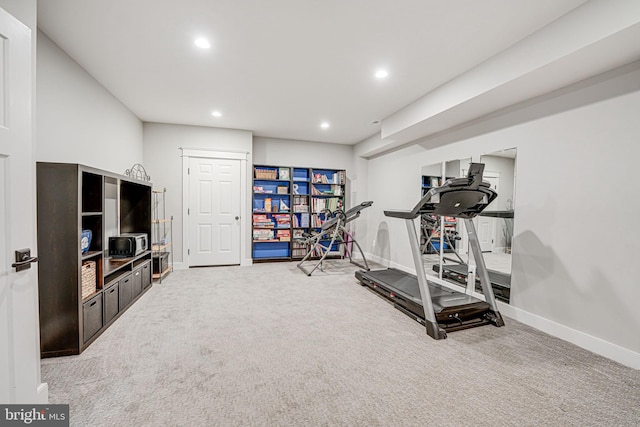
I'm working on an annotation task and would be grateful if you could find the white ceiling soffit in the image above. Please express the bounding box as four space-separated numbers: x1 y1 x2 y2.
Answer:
363 0 640 158
37 0 589 146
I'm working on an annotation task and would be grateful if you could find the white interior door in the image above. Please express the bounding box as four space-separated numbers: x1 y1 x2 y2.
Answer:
477 174 500 252
0 8 46 403
188 157 241 266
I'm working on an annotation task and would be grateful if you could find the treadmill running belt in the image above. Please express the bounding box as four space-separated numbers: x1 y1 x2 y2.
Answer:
437 263 511 289
357 268 491 327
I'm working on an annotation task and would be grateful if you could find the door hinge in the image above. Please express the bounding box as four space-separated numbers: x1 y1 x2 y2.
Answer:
188 249 190 255
188 208 190 215
188 167 190 175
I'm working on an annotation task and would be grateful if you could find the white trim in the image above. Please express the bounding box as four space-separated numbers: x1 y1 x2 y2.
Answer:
364 252 640 369
498 303 640 370
181 149 248 267
172 262 187 271
36 383 48 404
181 148 249 160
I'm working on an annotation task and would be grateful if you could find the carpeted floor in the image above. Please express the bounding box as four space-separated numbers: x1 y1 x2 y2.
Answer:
41 262 640 426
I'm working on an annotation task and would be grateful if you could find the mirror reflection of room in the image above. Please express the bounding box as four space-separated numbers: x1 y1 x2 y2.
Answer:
473 149 516 302
421 150 516 304
420 162 445 279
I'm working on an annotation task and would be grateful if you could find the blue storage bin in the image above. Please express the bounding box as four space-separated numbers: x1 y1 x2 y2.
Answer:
81 229 92 254
253 241 290 259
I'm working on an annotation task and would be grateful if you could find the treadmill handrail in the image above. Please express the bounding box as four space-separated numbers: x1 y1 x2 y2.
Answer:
384 163 497 220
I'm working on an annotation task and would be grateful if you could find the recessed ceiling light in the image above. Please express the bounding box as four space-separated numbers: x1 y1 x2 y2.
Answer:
375 69 389 79
211 111 222 117
194 38 211 49
320 122 330 129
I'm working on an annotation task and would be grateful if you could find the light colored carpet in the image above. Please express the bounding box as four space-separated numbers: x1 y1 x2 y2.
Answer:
41 262 639 426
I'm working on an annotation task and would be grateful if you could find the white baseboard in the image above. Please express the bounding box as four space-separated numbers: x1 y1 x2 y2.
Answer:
172 262 187 270
498 303 640 369
241 258 253 267
363 253 640 370
36 382 48 403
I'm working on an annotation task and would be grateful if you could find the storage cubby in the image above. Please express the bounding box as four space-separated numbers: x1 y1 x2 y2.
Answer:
81 214 103 253
82 171 103 213
37 162 153 358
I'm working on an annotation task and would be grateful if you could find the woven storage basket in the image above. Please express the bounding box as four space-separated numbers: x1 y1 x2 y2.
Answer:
255 169 277 180
81 260 97 299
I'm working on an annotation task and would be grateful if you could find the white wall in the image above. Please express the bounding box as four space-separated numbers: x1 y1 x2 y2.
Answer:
356 61 640 368
36 30 143 172
253 136 356 201
253 136 374 246
253 137 353 172
0 0 35 32
143 122 253 265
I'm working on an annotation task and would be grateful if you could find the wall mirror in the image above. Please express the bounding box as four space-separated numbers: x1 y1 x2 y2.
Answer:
473 148 516 302
420 149 516 303
419 162 446 280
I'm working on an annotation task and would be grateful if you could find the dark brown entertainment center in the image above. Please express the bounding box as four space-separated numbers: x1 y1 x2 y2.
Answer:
36 162 153 358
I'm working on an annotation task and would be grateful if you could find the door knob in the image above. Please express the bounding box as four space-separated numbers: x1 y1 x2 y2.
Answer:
235 216 240 220
12 249 38 272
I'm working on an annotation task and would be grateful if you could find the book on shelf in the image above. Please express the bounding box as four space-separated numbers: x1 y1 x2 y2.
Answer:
277 186 288 194
253 186 268 193
300 213 310 228
252 214 273 228
272 213 291 228
279 199 290 212
264 198 272 212
311 197 342 214
276 229 290 241
312 171 345 185
311 184 342 196
253 229 274 240
278 168 290 180
293 195 309 212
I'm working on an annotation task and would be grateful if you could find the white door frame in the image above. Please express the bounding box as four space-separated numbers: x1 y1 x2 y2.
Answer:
181 148 251 267
0 6 47 403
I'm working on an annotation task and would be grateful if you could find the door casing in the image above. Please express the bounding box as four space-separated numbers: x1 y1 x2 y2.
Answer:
181 148 250 267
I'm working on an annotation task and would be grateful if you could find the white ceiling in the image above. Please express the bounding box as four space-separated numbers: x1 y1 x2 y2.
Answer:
37 0 589 145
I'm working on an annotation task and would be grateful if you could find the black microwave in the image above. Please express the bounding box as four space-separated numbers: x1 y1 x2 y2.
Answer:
109 233 148 258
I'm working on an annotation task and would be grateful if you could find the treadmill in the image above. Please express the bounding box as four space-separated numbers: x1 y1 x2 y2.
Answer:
432 263 511 302
355 163 505 339
433 209 514 302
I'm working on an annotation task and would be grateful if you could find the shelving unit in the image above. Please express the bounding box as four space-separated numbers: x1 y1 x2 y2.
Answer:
309 168 345 258
252 166 292 260
252 165 346 262
291 167 311 260
36 162 152 357
152 188 173 282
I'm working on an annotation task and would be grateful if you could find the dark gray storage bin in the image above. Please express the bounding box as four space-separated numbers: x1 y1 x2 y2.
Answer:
119 273 133 310
141 261 151 289
104 281 119 324
83 293 103 343
132 266 143 297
